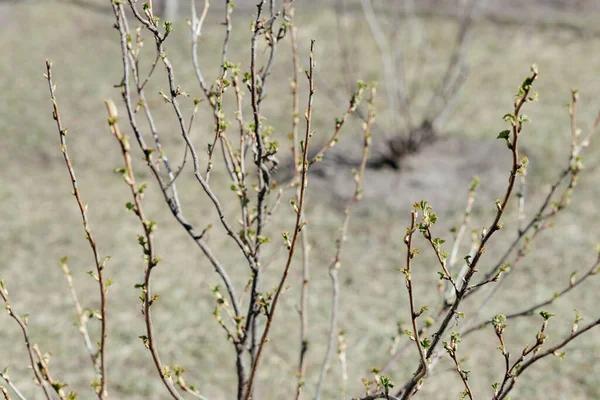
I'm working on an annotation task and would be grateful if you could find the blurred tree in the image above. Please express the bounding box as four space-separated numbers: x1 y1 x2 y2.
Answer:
160 0 179 21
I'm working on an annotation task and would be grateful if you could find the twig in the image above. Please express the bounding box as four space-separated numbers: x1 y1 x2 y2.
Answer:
60 258 101 379
442 332 473 400
0 369 26 400
114 1 247 305
402 210 429 379
464 253 600 337
32 345 67 400
314 85 376 400
44 60 107 400
191 0 211 98
173 366 209 400
467 88 600 304
379 178 478 374
398 67 538 399
338 331 348 396
126 1 256 267
245 2 273 378
309 84 366 167
443 177 479 303
290 6 311 398
497 317 600 400
105 99 184 400
0 386 9 400
113 5 248 395
244 39 317 400
126 17 183 213
0 282 51 399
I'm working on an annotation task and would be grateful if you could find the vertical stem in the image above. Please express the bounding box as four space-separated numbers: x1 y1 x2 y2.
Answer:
245 39 317 400
45 61 107 400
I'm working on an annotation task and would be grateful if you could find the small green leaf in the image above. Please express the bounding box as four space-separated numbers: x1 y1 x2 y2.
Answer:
497 130 510 140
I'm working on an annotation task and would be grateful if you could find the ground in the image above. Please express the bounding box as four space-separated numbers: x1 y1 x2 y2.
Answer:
2 1 600 399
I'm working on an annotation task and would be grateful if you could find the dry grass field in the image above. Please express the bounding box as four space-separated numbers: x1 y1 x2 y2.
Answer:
2 1 600 399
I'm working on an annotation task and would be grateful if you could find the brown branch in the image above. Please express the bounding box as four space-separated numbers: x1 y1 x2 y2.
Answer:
60 258 101 379
244 39 317 400
442 333 473 400
386 87 597 395
380 178 479 374
402 210 429 382
125 1 256 269
105 99 184 400
422 225 458 293
464 253 600 337
45 60 107 400
398 68 538 399
0 370 25 400
0 282 51 399
309 84 366 166
290 6 311 398
467 88 600 303
245 2 274 378
497 317 600 400
314 85 376 400
32 345 68 400
112 2 244 310
191 0 211 98
112 5 249 396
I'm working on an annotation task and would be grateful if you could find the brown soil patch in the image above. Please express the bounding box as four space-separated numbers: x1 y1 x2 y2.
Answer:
294 135 518 216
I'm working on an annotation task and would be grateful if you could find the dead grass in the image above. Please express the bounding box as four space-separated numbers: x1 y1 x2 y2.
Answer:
1 1 600 399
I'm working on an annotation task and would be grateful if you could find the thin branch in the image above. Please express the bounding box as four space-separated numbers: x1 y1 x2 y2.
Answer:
244 39 317 400
112 2 244 316
0 370 26 400
191 0 211 98
32 345 67 400
44 60 107 400
221 0 234 72
113 5 248 396
314 85 376 400
0 283 51 399
398 68 538 399
105 99 184 400
380 178 478 374
0 386 10 400
290 6 311 398
497 317 600 400
338 331 348 396
60 258 101 379
309 84 366 167
174 367 210 400
442 333 473 400
467 88 600 303
402 210 428 379
464 253 600 337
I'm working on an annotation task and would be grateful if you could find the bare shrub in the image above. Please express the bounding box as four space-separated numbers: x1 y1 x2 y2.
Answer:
1 2 599 400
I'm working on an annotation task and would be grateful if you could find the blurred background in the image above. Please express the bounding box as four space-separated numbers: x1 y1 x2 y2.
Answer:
2 0 600 399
